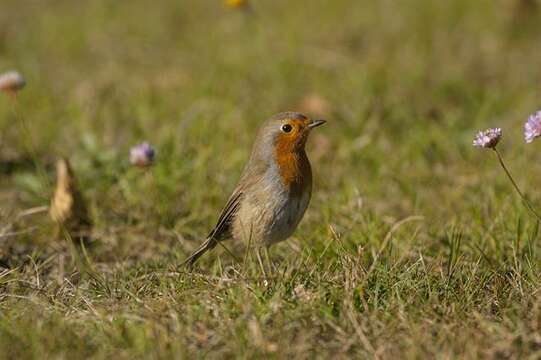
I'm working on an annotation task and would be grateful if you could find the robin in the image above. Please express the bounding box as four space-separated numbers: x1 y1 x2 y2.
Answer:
184 112 326 267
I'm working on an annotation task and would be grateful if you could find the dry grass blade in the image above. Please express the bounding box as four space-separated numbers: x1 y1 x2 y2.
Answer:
49 158 92 242
365 215 424 278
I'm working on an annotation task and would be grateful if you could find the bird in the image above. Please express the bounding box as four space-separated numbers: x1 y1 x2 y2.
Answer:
184 112 326 268
49 158 92 243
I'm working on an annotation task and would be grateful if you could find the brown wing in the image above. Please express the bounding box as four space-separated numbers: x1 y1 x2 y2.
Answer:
207 159 267 240
183 191 243 268
207 189 243 240
183 161 267 267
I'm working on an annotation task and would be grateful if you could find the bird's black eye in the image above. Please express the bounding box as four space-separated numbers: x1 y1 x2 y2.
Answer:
281 124 293 133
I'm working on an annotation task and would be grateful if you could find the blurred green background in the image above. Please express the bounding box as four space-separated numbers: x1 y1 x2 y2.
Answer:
1 0 541 358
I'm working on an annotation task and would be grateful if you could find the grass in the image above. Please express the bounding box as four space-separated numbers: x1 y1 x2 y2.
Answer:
2 0 541 358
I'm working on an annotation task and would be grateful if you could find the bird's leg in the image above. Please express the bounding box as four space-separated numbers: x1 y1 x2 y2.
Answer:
263 246 274 278
255 246 268 281
57 253 65 285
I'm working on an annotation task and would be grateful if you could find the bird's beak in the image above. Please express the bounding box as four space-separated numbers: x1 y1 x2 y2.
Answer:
308 119 326 129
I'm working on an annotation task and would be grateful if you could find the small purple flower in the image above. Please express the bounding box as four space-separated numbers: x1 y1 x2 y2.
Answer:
524 111 541 143
129 142 155 167
0 70 25 93
473 128 502 149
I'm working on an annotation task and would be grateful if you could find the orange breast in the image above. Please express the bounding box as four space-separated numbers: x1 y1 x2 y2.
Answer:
274 135 312 197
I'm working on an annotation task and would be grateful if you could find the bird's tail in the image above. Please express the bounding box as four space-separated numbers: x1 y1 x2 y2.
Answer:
182 237 217 269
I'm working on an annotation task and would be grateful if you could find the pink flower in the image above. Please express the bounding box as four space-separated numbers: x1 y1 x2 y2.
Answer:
129 142 155 167
473 128 502 149
0 71 25 93
524 111 541 143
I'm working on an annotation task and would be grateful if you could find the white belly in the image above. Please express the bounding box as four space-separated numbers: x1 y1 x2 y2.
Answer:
232 173 311 246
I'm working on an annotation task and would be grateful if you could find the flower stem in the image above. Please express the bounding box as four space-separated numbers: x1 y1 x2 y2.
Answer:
493 147 541 222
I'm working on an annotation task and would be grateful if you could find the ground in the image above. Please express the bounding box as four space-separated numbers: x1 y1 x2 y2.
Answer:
1 0 541 358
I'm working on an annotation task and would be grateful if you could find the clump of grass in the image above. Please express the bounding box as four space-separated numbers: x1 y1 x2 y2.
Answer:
2 0 541 358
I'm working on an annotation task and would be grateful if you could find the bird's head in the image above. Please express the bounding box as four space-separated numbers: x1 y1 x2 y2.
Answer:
254 112 326 158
